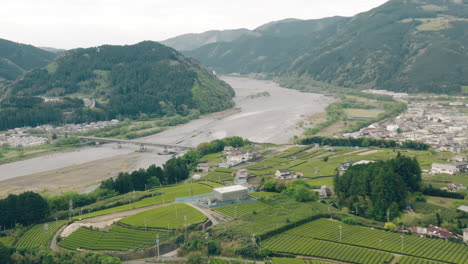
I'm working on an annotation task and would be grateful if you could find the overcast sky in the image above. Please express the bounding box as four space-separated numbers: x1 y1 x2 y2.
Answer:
1 0 389 49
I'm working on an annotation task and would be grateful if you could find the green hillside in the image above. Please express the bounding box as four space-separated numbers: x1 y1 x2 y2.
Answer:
187 0 468 94
161 28 250 51
1 41 234 130
0 38 56 81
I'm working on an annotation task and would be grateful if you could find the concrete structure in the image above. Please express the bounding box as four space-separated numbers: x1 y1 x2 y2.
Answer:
318 185 333 198
213 185 248 202
457 205 468 213
431 163 460 175
234 169 250 185
463 228 468 243
196 163 210 173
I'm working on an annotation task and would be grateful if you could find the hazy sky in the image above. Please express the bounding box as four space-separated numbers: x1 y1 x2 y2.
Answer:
1 0 389 49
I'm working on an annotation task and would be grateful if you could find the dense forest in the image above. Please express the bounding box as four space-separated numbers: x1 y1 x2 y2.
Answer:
186 0 468 94
0 38 56 81
1 41 234 130
0 192 49 229
334 153 422 221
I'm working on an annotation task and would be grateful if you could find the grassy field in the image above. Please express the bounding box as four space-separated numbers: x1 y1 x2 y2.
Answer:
203 169 235 183
0 144 84 165
213 201 272 218
249 192 279 199
426 196 468 209
15 220 68 248
423 173 468 186
76 183 213 219
59 225 166 251
119 203 207 229
0 236 14 246
267 218 468 264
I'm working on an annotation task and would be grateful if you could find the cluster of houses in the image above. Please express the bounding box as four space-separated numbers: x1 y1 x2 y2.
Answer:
219 146 261 168
1 120 120 148
344 102 467 153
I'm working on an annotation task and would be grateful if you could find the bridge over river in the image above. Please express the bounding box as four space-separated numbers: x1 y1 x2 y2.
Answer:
78 136 193 150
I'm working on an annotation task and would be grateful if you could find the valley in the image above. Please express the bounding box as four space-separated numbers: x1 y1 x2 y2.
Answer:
0 76 332 196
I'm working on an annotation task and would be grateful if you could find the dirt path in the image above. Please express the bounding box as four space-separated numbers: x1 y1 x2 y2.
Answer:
59 201 178 238
357 149 382 156
50 224 68 252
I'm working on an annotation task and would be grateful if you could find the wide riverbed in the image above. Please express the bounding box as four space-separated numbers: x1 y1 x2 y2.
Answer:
0 76 333 194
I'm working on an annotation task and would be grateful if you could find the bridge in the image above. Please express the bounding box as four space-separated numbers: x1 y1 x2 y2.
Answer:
78 136 193 150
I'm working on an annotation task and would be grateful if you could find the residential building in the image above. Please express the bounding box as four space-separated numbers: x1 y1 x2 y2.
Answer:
196 163 210 173
275 168 296 180
431 163 460 175
448 183 467 192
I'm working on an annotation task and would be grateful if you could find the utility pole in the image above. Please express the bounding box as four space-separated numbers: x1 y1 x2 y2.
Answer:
339 225 342 242
387 209 390 223
400 236 404 252
68 199 73 221
156 234 160 259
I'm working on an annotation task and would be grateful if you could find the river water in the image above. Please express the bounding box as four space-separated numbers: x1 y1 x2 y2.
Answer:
0 76 333 193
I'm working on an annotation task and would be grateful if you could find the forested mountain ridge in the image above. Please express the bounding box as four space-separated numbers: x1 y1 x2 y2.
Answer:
185 17 349 74
0 38 57 81
1 41 235 130
186 0 468 94
160 28 250 51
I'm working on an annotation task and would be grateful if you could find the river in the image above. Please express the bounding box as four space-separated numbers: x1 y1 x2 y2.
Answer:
0 76 333 195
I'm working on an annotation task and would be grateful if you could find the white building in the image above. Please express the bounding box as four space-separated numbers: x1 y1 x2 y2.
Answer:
275 168 296 180
463 228 468 243
213 185 249 202
431 163 460 175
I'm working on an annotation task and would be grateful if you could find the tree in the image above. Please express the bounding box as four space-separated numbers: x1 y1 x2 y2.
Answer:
0 242 12 264
207 240 221 255
384 222 397 231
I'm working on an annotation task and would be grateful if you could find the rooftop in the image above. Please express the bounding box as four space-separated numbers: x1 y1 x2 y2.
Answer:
457 205 468 213
214 185 248 194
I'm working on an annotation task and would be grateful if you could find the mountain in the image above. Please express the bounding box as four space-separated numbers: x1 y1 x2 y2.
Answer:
0 38 57 81
39 47 66 54
186 0 468 94
1 41 234 130
160 28 250 51
185 17 349 74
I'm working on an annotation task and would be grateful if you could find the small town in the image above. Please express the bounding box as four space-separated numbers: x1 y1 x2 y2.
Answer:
344 101 468 153
0 120 119 147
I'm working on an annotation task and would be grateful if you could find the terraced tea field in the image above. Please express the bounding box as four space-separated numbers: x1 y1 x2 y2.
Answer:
396 256 447 264
264 233 393 264
265 218 468 264
77 183 213 219
272 258 336 264
119 203 207 229
59 225 165 251
213 201 272 218
15 220 68 248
